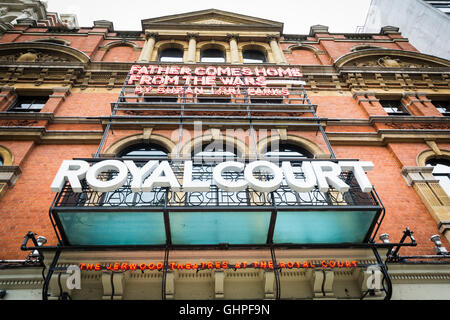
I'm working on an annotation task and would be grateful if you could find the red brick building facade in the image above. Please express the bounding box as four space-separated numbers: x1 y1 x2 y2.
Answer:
0 8 449 300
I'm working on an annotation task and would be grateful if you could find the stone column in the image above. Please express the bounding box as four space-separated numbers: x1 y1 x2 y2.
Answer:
267 35 284 64
227 34 240 64
138 32 158 62
186 33 198 63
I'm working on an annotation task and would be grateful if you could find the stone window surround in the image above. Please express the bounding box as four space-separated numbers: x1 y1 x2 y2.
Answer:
401 145 450 241
0 145 21 198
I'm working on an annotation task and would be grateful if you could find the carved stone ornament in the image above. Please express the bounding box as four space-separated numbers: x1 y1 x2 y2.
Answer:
351 55 436 68
0 50 71 63
377 56 401 68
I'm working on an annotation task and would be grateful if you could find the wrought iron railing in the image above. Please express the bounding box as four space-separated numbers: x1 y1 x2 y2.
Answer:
52 158 381 210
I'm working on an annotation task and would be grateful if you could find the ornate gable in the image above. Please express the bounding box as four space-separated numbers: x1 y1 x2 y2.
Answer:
335 49 450 70
141 9 283 32
0 42 90 65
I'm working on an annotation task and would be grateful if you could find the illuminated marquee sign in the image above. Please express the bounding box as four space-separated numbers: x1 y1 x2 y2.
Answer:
50 159 374 193
79 260 358 271
128 65 304 96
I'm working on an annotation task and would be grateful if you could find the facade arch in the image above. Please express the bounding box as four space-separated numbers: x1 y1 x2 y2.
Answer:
0 145 13 166
417 149 450 167
197 41 229 63
102 40 139 52
285 44 321 54
104 133 177 157
102 43 139 62
257 134 326 158
349 44 384 52
285 44 322 65
335 49 450 69
153 40 187 61
179 133 248 159
30 38 71 46
0 42 91 63
239 43 270 63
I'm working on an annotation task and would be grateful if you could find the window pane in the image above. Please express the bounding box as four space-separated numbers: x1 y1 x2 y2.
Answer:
433 101 450 116
200 49 225 63
243 50 266 63
119 143 168 158
11 96 48 112
57 211 166 245
169 211 271 244
159 48 183 62
273 210 377 244
426 159 450 197
379 100 408 115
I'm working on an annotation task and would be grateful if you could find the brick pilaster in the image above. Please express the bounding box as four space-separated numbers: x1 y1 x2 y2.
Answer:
353 92 388 117
40 87 71 113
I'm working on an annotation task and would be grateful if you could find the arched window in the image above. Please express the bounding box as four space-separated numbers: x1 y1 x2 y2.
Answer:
100 143 170 207
158 48 184 63
426 158 450 197
264 143 314 158
189 141 240 206
200 49 225 63
192 141 238 163
118 143 169 159
0 155 3 166
243 50 266 63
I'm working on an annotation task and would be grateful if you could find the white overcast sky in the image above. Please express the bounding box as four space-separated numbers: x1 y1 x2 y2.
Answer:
43 0 372 34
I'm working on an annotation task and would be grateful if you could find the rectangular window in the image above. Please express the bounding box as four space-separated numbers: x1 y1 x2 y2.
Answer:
143 96 178 103
251 98 283 104
379 100 409 116
197 97 231 104
9 96 48 112
433 101 450 116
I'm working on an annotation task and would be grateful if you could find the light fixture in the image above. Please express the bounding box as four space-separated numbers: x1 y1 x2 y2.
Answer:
379 233 390 243
430 235 448 255
29 236 47 258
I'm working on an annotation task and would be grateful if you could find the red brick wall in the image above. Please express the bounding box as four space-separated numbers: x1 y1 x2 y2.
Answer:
54 92 119 117
286 49 322 65
310 95 368 119
333 145 449 255
101 45 140 62
0 144 97 259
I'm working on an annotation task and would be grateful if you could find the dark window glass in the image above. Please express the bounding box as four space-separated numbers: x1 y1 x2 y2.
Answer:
0 156 3 166
10 96 48 112
379 100 409 116
143 96 178 103
243 50 266 63
264 143 313 158
251 98 283 104
433 101 450 116
197 97 231 104
119 143 169 158
200 49 225 63
426 158 450 197
158 48 183 62
192 142 238 163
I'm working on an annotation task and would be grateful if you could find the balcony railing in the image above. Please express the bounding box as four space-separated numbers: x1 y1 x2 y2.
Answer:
49 158 384 248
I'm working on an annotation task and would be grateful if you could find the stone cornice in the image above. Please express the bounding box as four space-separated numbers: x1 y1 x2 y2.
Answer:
327 129 450 145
